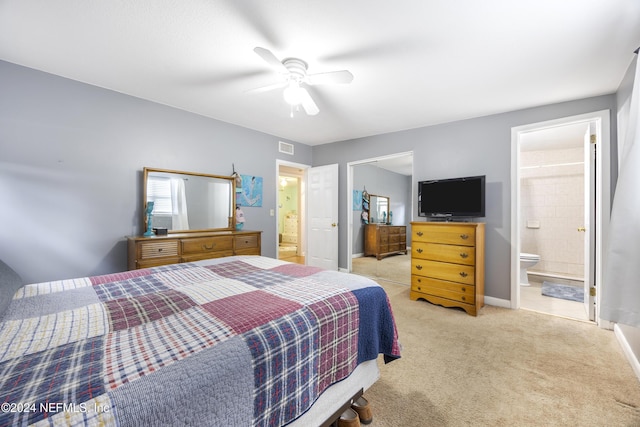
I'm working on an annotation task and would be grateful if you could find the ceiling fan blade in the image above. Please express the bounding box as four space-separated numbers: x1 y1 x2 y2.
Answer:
299 88 319 116
244 80 287 94
306 70 354 85
253 47 288 74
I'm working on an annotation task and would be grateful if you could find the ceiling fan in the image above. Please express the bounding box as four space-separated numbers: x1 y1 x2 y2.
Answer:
250 47 354 116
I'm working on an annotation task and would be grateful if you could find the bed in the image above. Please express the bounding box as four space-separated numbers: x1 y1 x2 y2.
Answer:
0 255 400 426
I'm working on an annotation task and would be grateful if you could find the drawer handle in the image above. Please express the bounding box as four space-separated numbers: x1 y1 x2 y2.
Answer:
460 234 469 240
203 243 216 250
417 248 423 253
459 253 468 259
417 231 423 237
417 286 421 291
157 248 163 252
417 278 422 283
416 265 423 270
459 272 468 278
461 296 466 301
461 287 466 292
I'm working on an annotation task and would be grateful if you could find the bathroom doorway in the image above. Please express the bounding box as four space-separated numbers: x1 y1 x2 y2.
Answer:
277 163 305 264
511 110 611 324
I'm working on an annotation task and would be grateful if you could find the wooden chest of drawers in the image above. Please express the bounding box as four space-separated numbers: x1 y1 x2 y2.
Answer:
410 222 485 316
364 224 407 260
128 230 261 270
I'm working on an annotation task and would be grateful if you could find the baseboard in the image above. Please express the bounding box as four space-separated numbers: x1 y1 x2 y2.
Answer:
484 296 511 309
614 324 640 383
352 253 364 258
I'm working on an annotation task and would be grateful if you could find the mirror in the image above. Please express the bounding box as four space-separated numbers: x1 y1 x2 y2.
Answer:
369 194 390 224
143 167 235 233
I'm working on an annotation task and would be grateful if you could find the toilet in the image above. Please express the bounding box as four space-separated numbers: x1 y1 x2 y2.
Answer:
520 253 540 286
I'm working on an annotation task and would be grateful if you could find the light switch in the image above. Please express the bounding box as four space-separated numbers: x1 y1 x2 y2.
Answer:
527 220 540 229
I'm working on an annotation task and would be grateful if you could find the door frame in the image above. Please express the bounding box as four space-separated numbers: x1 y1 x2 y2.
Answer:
510 110 611 326
347 151 414 273
275 160 310 261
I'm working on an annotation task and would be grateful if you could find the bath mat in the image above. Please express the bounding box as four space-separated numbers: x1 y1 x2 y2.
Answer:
541 281 584 303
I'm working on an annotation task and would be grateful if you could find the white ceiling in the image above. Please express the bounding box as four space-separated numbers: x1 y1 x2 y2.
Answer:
1 1 639 147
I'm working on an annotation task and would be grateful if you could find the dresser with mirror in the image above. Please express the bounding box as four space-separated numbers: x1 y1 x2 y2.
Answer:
363 194 407 260
127 167 261 270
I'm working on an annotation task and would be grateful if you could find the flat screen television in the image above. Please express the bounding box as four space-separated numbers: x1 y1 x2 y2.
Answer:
418 175 486 218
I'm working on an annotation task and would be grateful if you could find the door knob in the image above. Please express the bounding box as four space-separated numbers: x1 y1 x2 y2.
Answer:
331 223 337 227
577 227 586 232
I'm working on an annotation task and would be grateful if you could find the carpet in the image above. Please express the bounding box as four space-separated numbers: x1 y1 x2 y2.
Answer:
541 281 584 302
365 281 640 426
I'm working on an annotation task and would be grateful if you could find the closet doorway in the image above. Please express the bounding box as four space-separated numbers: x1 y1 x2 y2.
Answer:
347 152 413 274
277 163 306 264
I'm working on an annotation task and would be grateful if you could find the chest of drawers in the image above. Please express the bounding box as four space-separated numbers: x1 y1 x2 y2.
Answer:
364 224 407 260
410 222 485 316
127 230 261 270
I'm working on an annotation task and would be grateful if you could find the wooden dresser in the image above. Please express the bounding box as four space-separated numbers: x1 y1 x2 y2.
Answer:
127 230 261 270
364 224 407 260
410 222 485 316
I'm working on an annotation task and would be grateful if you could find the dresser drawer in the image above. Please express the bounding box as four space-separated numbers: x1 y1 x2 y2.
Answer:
412 242 475 265
411 259 475 285
137 257 181 269
182 251 233 262
139 240 179 259
181 236 233 254
411 275 475 304
235 234 260 250
389 234 401 244
388 243 400 252
412 225 476 246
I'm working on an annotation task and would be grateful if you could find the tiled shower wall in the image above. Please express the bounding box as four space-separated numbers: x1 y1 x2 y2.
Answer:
520 147 585 279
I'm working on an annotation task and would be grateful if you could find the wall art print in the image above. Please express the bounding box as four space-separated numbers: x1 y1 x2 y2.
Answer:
353 190 363 211
237 174 263 207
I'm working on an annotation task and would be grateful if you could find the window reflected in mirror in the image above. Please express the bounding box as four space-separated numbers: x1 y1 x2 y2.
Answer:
369 194 390 224
143 168 235 233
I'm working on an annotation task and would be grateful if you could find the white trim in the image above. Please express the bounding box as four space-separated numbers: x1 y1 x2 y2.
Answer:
614 324 640 383
484 296 511 309
511 110 610 326
346 151 414 272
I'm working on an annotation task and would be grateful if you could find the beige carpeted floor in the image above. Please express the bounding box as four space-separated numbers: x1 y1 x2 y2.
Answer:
351 255 640 426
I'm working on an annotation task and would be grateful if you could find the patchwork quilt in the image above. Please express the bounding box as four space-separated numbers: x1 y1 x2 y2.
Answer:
0 256 400 427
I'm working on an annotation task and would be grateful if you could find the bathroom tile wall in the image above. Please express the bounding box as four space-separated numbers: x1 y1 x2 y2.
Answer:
520 146 585 279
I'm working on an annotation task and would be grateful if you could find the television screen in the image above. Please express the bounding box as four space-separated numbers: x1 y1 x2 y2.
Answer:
418 175 485 218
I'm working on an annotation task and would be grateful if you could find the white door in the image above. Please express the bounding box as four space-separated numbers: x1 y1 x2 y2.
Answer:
583 127 596 321
307 164 339 269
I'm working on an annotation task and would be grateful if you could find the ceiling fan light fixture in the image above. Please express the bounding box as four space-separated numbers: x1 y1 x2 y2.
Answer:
283 81 304 105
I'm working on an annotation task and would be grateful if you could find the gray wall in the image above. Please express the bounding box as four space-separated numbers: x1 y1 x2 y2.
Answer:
0 58 620 303
352 164 411 254
313 95 617 301
0 60 312 283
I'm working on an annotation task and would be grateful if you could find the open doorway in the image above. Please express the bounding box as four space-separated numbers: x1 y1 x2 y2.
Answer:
511 110 610 325
277 163 306 265
347 152 413 274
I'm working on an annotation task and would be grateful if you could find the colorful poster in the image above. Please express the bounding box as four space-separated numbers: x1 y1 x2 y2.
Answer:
237 175 263 207
353 190 362 210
